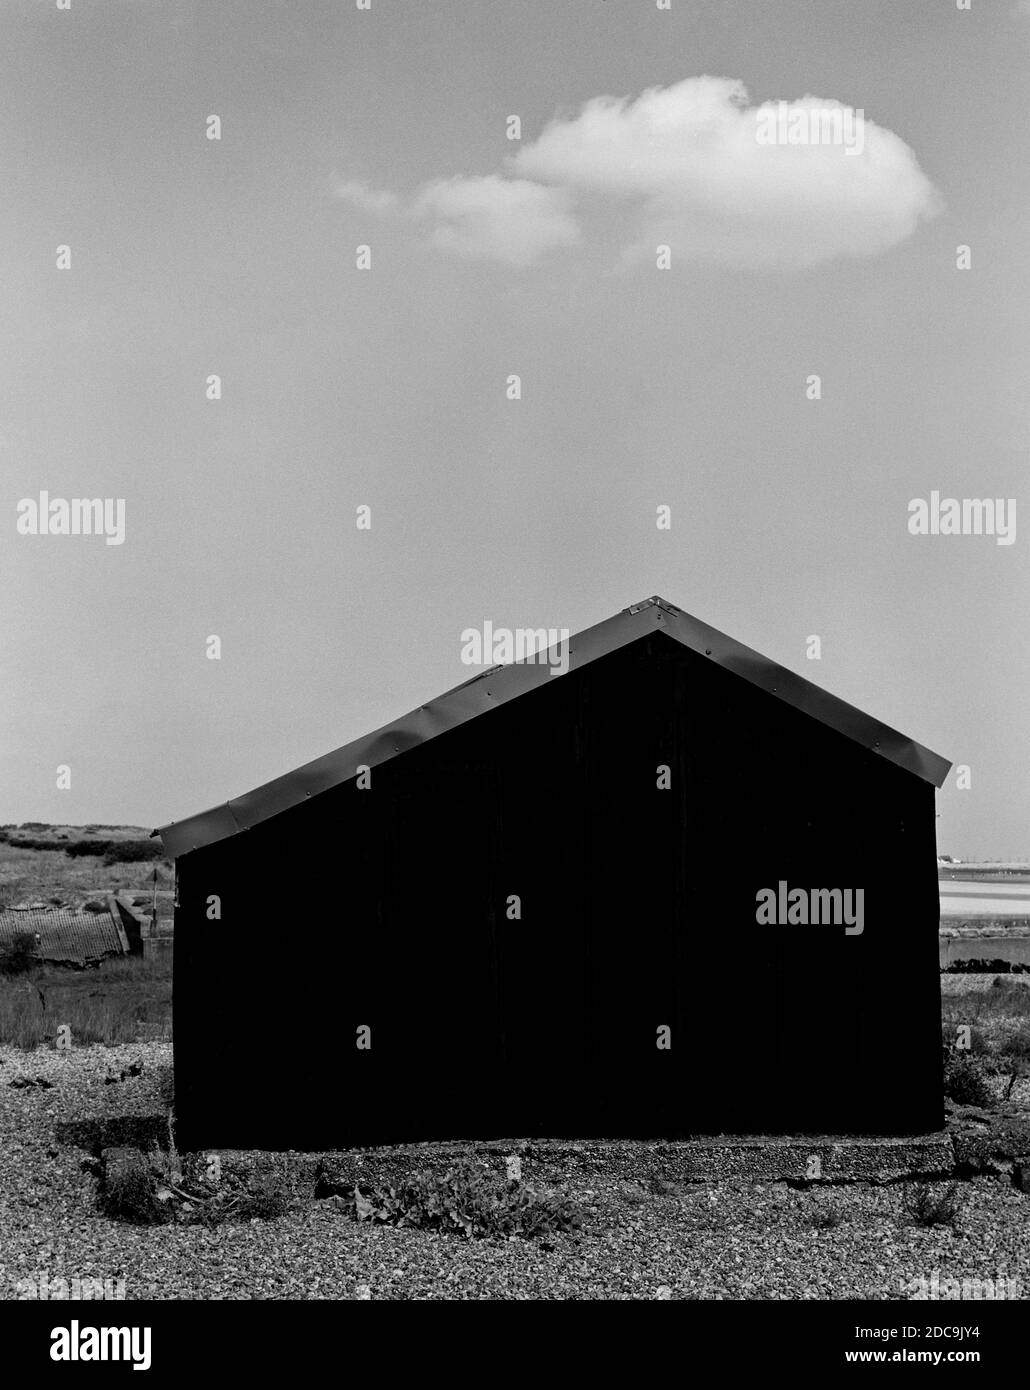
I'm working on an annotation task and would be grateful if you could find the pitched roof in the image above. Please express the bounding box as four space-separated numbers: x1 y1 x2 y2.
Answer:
157 595 951 858
0 896 129 965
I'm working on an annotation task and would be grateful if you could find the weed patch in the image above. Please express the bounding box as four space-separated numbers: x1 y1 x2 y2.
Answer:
317 1158 583 1242
903 1181 964 1229
942 1047 996 1108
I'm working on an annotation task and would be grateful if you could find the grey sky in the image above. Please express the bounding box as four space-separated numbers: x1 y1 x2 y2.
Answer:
3 0 1028 856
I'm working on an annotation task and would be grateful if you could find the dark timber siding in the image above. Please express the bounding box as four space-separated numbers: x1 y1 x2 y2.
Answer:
173 630 943 1150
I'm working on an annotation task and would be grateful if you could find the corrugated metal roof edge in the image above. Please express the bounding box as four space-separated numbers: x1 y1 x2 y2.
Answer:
156 595 951 858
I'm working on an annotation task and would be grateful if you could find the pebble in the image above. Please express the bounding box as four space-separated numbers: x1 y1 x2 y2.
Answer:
1 1039 1028 1300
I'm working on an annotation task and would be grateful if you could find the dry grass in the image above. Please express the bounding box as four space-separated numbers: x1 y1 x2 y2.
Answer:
0 827 172 921
941 977 1030 1097
0 955 172 1050
942 977 1030 1032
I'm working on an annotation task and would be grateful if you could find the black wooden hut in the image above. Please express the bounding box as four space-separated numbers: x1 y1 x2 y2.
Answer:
159 597 950 1151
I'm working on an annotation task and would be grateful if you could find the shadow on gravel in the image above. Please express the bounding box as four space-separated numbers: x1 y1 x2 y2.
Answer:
55 1114 170 1155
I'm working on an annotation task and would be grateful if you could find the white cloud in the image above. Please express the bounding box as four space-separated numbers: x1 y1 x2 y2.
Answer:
333 173 577 267
334 76 941 269
410 176 580 267
511 77 942 267
333 178 402 218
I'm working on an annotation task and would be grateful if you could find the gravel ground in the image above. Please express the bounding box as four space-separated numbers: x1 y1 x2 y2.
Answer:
2 1039 1029 1301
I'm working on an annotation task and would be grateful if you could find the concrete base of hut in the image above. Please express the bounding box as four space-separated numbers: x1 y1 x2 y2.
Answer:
136 1105 1030 1199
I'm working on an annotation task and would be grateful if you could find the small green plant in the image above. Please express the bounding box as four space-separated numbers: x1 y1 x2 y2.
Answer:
321 1159 583 1241
903 1181 963 1229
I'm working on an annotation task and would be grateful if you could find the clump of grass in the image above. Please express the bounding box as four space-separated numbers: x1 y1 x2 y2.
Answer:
903 1181 963 1229
942 978 1030 1103
943 1049 996 1107
99 1153 171 1226
232 1177 291 1222
98 1131 292 1227
320 1159 583 1242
